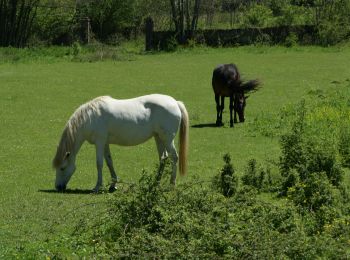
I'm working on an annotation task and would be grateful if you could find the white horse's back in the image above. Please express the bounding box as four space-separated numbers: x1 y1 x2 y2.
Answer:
82 94 182 146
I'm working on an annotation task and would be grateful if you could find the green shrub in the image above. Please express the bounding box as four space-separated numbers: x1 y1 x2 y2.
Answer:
241 159 272 191
34 3 76 45
42 157 350 259
317 21 348 46
338 125 350 167
287 172 336 211
279 100 344 191
212 153 238 197
279 100 307 176
78 0 137 42
163 36 178 52
71 42 82 57
244 4 273 27
284 32 298 47
255 33 272 46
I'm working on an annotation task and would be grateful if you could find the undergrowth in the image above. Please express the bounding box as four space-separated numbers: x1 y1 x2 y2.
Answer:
44 139 350 259
249 81 350 168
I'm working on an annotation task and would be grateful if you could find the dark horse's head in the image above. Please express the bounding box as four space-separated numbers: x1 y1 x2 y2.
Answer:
233 78 260 123
234 93 247 123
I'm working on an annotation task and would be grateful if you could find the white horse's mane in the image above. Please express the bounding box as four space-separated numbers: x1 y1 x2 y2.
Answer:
52 96 109 168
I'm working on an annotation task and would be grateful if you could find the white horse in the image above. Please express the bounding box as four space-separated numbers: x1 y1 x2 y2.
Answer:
52 94 189 192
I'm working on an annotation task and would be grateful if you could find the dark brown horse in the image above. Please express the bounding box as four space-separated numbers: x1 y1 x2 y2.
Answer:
212 63 260 127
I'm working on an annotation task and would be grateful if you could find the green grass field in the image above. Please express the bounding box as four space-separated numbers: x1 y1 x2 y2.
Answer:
1 45 350 257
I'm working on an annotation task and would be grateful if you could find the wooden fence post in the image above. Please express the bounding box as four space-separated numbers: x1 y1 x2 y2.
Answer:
145 17 154 51
85 17 91 44
80 17 91 44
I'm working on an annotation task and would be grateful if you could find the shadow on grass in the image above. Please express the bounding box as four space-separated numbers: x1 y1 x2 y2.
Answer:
38 189 93 195
191 123 218 128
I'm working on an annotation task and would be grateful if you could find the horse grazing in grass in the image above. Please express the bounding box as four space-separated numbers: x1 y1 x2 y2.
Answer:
52 94 189 192
212 63 260 127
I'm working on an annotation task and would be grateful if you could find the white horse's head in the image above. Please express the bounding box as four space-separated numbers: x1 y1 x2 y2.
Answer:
55 152 76 191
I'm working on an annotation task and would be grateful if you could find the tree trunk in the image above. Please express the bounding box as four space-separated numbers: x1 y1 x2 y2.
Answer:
189 0 200 38
169 0 202 43
0 0 38 47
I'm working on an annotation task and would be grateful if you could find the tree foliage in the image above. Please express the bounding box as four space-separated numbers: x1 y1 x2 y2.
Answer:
1 0 350 47
77 0 138 42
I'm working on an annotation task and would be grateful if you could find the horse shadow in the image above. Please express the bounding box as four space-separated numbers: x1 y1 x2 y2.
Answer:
191 123 218 128
38 189 93 195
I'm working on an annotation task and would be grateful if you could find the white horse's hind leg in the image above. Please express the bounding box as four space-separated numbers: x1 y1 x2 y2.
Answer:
94 142 105 192
155 135 168 160
166 140 178 185
155 135 167 182
104 144 118 192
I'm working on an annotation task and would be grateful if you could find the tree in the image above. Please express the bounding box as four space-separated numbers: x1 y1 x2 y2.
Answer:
201 0 220 27
169 0 201 43
222 0 243 28
0 0 39 47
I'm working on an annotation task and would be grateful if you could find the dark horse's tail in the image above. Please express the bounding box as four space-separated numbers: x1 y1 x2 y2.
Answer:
239 79 261 93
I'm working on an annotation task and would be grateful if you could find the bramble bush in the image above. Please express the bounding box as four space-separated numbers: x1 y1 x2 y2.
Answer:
241 159 273 192
279 100 344 193
338 124 350 167
55 151 350 259
212 153 238 197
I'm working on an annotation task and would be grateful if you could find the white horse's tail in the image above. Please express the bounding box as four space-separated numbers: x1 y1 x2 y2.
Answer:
177 101 189 176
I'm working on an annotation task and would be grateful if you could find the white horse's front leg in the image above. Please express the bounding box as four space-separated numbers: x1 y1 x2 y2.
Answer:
93 142 105 192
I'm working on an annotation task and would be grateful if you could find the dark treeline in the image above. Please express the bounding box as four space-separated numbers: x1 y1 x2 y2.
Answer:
0 0 349 47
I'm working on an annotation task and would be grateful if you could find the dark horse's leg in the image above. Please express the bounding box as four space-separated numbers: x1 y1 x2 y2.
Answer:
234 109 238 123
220 96 225 124
233 96 238 124
229 95 234 127
215 94 224 126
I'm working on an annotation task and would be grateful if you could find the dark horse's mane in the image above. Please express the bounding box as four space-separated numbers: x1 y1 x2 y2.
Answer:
212 63 260 93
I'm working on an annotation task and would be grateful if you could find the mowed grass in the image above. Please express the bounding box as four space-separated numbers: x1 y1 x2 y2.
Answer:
0 46 350 256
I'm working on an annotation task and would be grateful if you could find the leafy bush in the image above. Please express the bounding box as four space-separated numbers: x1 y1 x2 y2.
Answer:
287 172 337 211
244 4 273 27
284 32 298 47
241 159 272 191
78 0 138 42
49 157 349 259
314 0 350 46
279 99 344 191
33 2 76 45
317 21 349 46
267 0 288 16
163 36 178 52
338 125 350 167
255 33 272 46
212 153 238 197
